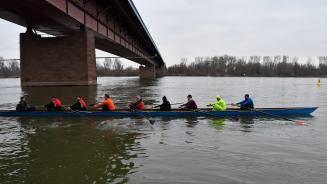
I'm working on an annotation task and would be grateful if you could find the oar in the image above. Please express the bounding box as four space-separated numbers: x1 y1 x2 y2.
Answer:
230 104 306 125
133 109 155 125
33 104 79 110
152 102 183 109
154 102 183 106
122 100 155 125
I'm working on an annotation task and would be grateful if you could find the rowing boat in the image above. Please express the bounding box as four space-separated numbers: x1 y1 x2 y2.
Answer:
0 107 318 117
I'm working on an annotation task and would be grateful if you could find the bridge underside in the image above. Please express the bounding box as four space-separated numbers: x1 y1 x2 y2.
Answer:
0 0 165 86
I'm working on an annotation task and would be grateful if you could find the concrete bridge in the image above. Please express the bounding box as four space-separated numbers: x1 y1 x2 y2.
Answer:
0 0 165 86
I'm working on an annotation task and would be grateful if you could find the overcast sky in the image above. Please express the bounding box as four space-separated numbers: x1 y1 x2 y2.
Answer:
1 0 327 66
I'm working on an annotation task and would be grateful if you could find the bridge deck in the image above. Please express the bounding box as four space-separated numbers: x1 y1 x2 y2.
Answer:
0 0 164 67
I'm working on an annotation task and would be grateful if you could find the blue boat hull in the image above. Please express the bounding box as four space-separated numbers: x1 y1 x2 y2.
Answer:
0 107 318 118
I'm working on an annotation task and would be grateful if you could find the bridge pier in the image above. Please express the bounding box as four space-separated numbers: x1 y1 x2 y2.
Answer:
20 31 97 86
139 66 156 79
156 64 167 78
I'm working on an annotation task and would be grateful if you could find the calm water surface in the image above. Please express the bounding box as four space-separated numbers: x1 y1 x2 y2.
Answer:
0 77 326 184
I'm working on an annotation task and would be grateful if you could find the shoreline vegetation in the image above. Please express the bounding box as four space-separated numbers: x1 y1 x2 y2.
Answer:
168 56 327 77
1 56 327 78
0 57 19 78
97 58 138 76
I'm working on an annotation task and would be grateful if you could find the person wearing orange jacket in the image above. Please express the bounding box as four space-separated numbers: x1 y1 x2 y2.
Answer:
45 96 62 111
95 94 116 111
71 96 87 111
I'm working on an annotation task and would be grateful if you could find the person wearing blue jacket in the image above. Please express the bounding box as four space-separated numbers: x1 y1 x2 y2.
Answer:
233 94 254 110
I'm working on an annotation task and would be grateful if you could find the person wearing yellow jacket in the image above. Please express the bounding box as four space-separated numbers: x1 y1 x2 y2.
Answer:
207 95 227 111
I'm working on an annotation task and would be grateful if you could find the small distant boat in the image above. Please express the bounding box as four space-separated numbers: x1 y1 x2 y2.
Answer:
0 107 318 117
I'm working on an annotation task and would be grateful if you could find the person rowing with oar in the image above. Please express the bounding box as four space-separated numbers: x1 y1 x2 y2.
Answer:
69 96 87 111
207 95 227 111
153 96 171 111
45 96 62 111
231 94 254 110
94 94 116 111
128 95 145 110
16 96 36 112
127 95 155 124
179 94 198 110
232 94 306 125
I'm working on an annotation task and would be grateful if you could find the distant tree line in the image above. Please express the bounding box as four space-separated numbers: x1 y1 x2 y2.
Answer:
1 55 327 78
167 56 327 77
0 57 139 77
0 57 20 78
96 58 138 76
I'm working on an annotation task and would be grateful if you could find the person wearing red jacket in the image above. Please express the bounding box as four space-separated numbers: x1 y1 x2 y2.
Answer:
71 96 87 111
128 96 145 110
45 96 62 111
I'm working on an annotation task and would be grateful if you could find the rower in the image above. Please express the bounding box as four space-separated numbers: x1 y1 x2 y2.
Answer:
153 96 171 111
232 94 254 110
128 96 145 110
70 96 87 111
207 95 226 111
95 94 115 111
16 96 36 112
180 94 197 110
45 96 62 111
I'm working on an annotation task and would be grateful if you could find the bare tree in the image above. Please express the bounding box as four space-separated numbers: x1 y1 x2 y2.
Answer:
112 59 124 71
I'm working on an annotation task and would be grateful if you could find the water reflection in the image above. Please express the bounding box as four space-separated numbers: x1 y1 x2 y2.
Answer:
235 117 255 132
22 86 97 106
96 118 154 133
0 117 147 184
184 117 199 128
210 118 225 131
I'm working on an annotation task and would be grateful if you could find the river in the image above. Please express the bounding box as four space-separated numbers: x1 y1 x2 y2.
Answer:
0 77 326 184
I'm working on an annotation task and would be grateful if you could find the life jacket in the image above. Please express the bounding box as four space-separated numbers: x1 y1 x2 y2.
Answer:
52 98 62 107
79 98 87 108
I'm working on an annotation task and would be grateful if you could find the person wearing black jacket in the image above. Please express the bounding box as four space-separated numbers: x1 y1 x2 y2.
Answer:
154 96 171 111
16 96 36 112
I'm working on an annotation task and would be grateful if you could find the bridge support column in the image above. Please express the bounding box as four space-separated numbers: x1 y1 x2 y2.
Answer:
20 31 97 86
139 66 156 79
156 64 167 77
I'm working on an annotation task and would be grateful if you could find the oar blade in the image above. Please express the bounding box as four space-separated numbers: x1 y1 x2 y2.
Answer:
294 120 306 126
149 119 155 125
